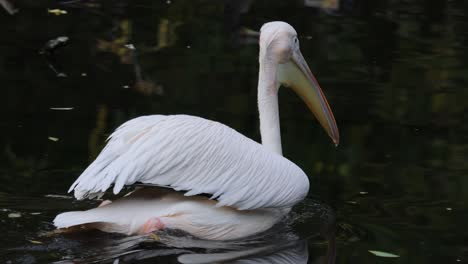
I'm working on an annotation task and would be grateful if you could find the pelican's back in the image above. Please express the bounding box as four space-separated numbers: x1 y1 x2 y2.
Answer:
70 115 309 210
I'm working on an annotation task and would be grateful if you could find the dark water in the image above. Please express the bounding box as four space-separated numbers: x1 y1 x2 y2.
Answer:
1 0 468 263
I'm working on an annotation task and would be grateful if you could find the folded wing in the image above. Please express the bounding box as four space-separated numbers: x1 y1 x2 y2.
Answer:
69 115 309 210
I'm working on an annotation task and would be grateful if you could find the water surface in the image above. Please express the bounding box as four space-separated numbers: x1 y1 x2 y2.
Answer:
1 0 468 263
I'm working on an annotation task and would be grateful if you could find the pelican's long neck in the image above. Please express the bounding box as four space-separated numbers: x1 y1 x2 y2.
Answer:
258 55 282 155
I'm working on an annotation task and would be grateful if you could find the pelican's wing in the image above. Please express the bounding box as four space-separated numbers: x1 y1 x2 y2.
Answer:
69 115 309 210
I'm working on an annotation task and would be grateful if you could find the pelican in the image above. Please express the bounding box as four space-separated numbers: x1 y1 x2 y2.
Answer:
54 21 339 240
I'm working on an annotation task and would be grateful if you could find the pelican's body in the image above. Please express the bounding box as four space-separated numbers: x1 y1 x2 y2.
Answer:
54 22 339 240
55 187 288 240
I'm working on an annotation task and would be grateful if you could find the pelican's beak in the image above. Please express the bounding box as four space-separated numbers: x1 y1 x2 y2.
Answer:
278 49 339 145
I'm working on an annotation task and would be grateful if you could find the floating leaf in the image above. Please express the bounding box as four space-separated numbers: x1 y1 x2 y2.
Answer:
50 107 74 110
45 194 72 199
368 250 400 258
29 240 43 244
40 36 69 54
48 136 59 142
124 44 135 50
48 8 67 15
8 212 21 218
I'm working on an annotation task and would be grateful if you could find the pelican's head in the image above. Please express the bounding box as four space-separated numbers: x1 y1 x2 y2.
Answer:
260 21 339 145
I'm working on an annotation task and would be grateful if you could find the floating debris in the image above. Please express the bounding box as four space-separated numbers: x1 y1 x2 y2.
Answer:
186 45 191 49
48 136 59 142
45 194 72 199
124 44 135 50
359 191 368 195
30 212 41 215
122 85 130 89
368 250 399 258
40 36 69 54
446 207 453 211
29 240 43 245
346 201 358 205
8 212 21 218
40 36 70 77
50 107 74 111
81 72 87 76
48 8 67 15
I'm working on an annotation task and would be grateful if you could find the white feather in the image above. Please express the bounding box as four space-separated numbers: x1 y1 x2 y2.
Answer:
69 115 309 210
54 188 288 240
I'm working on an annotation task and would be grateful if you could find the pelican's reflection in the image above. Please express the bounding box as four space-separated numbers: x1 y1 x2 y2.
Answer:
178 239 309 264
107 234 312 264
65 210 335 264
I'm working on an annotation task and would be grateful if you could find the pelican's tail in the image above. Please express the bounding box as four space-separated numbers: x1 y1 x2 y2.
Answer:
53 210 129 234
53 188 172 235
53 211 96 229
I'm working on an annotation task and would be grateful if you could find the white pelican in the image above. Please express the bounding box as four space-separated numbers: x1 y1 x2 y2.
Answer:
54 21 339 240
